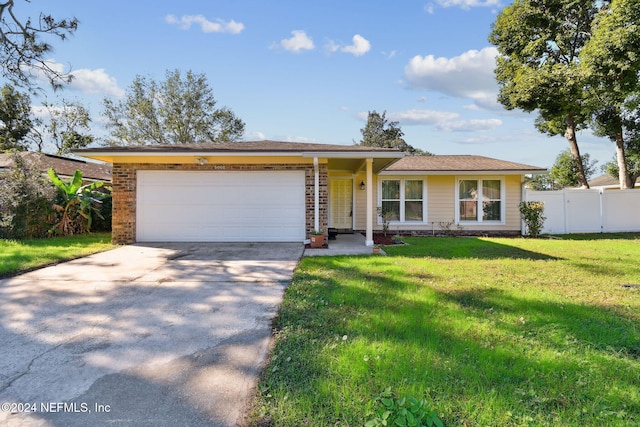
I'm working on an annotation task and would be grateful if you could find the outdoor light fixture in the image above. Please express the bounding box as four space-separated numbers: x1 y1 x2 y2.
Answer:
196 157 208 165
360 181 366 190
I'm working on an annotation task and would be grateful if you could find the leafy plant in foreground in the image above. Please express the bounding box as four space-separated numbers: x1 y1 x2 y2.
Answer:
365 387 444 427
48 168 109 236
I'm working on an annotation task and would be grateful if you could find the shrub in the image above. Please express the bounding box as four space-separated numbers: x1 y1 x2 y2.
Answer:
91 191 112 232
519 201 546 238
0 152 57 239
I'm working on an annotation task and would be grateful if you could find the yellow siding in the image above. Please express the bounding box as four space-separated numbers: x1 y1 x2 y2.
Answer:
427 176 456 225
353 172 378 230
352 174 524 233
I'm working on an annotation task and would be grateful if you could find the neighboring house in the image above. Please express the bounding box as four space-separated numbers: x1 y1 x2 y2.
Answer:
74 141 545 245
0 151 112 182
588 174 640 190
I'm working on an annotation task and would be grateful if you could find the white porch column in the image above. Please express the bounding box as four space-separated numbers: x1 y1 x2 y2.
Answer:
365 158 374 246
314 157 320 232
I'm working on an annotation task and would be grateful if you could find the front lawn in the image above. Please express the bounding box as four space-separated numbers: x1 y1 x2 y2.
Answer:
250 235 640 426
0 233 114 277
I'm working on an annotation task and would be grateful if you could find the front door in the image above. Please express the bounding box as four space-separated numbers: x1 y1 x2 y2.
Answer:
329 179 353 230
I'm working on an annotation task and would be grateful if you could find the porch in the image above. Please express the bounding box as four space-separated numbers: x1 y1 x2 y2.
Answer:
304 233 385 256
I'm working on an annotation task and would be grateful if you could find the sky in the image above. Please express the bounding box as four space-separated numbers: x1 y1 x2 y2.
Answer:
16 0 618 170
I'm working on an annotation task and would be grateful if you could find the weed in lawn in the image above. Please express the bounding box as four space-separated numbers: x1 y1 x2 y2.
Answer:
365 387 443 427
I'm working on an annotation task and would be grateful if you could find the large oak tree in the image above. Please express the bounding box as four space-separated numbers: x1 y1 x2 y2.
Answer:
489 0 606 188
581 0 640 188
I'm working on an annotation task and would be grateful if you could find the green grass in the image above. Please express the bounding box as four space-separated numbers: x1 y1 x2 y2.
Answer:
0 233 114 277
250 234 640 426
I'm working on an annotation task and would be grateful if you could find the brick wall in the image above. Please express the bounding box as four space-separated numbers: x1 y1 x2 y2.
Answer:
111 162 328 244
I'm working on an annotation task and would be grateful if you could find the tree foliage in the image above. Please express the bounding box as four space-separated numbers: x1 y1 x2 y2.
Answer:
549 149 598 188
0 151 56 238
0 0 78 90
581 0 640 189
528 149 598 190
102 69 245 146
359 110 430 155
41 98 93 154
0 83 33 150
489 0 606 188
602 146 640 187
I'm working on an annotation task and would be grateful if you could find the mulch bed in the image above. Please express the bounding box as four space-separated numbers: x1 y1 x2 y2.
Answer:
371 233 405 245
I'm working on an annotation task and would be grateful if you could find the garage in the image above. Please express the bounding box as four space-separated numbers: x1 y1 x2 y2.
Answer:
136 170 306 242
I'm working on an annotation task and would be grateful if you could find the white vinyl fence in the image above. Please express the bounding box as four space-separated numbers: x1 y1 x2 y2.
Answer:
524 189 640 234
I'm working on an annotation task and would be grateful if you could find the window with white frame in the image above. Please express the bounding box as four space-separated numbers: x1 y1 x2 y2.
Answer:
457 178 503 222
381 179 424 222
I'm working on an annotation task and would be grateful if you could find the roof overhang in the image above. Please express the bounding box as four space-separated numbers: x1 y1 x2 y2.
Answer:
73 145 404 174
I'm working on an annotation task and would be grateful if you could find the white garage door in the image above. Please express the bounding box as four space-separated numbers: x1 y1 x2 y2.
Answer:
136 170 306 242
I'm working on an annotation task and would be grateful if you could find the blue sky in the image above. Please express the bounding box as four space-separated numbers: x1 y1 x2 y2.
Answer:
20 0 616 169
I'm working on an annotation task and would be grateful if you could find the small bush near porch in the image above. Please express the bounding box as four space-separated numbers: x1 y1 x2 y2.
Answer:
250 234 640 426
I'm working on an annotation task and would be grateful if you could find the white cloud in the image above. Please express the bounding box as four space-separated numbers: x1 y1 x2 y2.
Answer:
388 109 459 125
69 68 125 98
434 0 501 10
165 14 244 34
30 105 50 119
341 34 371 56
324 39 340 54
31 60 124 98
324 35 371 56
438 118 503 132
359 109 502 133
404 47 500 109
426 0 501 12
278 30 315 53
243 131 266 140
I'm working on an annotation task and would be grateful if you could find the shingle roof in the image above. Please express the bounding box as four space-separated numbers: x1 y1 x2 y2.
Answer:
385 155 546 173
589 174 640 188
75 140 401 154
0 151 112 181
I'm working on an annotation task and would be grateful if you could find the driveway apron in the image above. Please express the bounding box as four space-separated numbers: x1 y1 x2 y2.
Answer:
0 242 303 427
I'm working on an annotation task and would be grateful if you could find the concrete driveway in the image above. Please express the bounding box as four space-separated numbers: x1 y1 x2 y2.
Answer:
0 242 303 427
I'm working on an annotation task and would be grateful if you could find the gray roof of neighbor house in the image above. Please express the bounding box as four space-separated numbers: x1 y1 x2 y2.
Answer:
0 151 112 181
384 155 546 173
75 140 402 154
589 174 640 188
